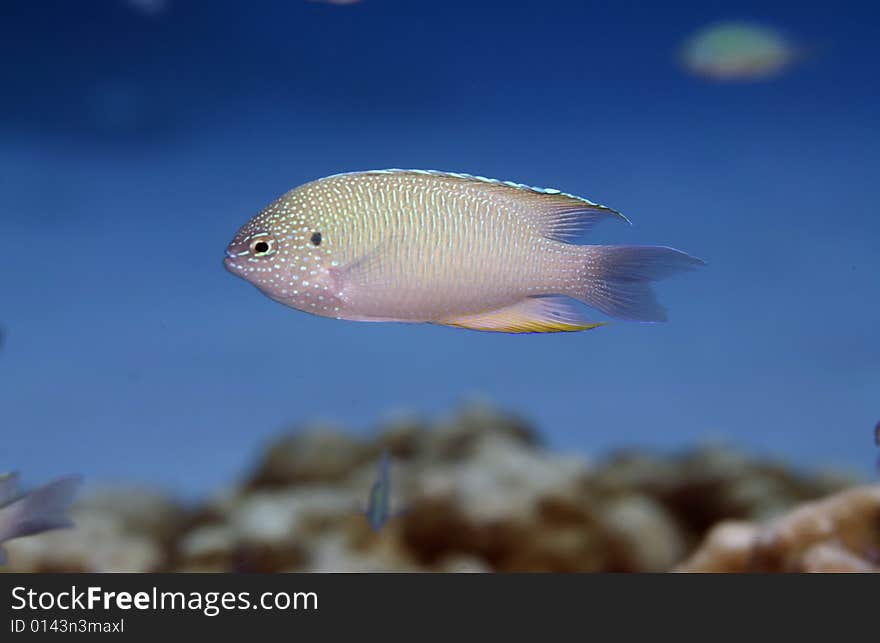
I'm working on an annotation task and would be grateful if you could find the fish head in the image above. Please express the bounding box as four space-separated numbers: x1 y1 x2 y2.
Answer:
224 191 337 313
223 220 288 303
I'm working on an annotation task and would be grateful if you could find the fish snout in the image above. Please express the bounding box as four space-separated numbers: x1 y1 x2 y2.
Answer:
223 239 248 272
223 248 244 273
223 254 240 273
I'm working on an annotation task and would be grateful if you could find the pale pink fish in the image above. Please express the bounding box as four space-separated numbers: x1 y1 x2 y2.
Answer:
679 22 800 81
223 170 703 333
0 474 81 564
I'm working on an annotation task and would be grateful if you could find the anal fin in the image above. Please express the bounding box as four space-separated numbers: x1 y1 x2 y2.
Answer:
436 297 605 334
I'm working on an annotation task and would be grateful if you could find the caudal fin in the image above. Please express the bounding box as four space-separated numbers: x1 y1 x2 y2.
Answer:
572 245 705 322
0 476 80 543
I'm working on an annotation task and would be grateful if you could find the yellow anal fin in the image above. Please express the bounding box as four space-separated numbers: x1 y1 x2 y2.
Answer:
436 297 606 334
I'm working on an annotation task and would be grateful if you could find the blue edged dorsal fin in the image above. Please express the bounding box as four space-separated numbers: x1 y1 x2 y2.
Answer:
326 169 631 241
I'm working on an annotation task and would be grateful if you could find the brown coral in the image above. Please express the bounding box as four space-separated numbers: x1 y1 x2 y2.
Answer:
1 404 870 573
677 485 880 572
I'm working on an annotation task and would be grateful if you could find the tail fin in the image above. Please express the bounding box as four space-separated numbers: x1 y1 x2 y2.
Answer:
0 475 80 543
0 473 20 506
572 245 704 322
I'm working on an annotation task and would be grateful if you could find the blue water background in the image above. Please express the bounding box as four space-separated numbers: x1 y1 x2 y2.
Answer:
1 0 877 495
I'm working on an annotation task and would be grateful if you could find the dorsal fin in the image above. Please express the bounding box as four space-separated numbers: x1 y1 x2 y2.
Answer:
328 169 632 241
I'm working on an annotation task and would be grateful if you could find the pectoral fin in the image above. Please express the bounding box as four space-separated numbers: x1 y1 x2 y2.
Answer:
436 297 605 334
330 238 398 308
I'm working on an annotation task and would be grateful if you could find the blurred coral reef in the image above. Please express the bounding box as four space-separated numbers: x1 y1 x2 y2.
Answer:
3 405 876 573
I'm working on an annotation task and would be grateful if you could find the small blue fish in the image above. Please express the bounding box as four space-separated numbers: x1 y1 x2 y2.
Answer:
0 474 81 565
874 421 880 475
362 451 396 531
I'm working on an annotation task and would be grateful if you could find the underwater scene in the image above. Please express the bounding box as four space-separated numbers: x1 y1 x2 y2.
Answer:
1 0 878 572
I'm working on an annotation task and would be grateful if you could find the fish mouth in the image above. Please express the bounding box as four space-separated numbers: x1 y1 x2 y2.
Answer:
223 254 241 273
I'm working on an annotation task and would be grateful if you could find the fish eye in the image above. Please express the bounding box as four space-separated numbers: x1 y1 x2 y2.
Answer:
310 232 322 246
250 237 275 256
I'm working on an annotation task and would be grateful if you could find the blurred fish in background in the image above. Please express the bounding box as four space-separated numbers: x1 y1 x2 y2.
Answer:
0 474 81 565
125 0 170 17
875 422 880 474
362 451 396 531
679 21 801 81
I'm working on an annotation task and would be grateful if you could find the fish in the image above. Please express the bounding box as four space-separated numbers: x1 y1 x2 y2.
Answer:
875 421 880 475
125 0 170 16
0 474 81 565
679 22 800 81
224 170 704 333
363 451 394 531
